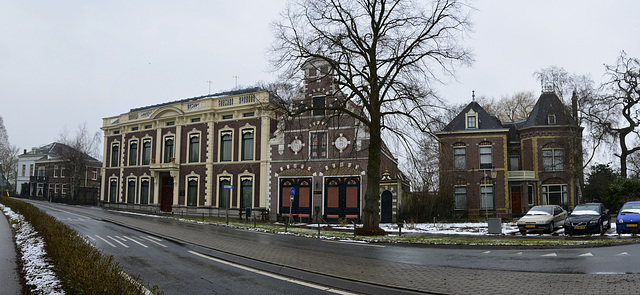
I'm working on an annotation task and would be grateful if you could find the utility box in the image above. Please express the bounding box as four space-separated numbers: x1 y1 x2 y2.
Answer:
487 218 502 234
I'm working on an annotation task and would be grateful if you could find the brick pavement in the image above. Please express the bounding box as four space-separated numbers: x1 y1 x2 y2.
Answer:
53 206 640 294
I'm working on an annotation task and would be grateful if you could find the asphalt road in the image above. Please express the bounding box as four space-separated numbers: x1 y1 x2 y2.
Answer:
22 200 640 295
32 202 357 295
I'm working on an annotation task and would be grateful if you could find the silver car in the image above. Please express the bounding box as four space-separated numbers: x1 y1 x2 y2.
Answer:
517 205 568 235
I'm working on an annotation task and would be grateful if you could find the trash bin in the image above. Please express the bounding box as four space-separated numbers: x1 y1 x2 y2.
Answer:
487 218 502 234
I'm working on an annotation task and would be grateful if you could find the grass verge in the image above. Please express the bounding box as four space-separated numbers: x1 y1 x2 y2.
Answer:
0 196 160 294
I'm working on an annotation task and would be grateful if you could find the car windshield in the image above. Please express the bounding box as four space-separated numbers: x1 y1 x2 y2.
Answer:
620 203 640 214
526 206 552 215
572 205 600 215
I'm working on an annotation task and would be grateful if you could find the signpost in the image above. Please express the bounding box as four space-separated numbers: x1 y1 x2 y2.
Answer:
286 187 295 232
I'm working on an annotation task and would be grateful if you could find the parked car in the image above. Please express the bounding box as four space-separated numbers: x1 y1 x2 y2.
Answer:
564 203 610 235
616 201 640 234
517 205 568 234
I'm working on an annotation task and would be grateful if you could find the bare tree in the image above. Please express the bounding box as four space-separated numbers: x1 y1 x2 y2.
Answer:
583 51 640 178
0 116 19 193
270 0 473 229
479 91 537 122
57 123 102 199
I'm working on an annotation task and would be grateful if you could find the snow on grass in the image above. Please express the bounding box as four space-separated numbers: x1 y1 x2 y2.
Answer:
1 204 64 295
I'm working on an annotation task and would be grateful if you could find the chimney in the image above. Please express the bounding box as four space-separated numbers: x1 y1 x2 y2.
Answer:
571 91 578 123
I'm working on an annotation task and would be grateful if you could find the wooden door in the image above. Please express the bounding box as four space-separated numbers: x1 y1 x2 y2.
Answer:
511 186 522 215
160 176 173 212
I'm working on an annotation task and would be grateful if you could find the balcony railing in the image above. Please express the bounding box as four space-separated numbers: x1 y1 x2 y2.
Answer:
508 170 536 181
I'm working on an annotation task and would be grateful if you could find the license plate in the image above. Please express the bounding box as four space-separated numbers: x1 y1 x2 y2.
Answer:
525 225 535 228
575 226 585 230
628 224 638 227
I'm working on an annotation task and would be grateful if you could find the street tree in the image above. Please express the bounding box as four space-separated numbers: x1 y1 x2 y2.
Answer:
270 0 473 229
0 116 19 193
582 51 640 178
57 123 102 199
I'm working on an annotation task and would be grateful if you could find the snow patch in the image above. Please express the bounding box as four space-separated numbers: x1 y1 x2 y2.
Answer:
1 204 64 295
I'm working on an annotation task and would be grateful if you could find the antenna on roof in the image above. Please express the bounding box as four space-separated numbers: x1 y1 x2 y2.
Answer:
472 90 476 102
206 80 213 94
233 75 240 88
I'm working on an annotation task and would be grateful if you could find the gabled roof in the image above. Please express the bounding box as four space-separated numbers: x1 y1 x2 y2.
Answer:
441 101 504 132
522 92 577 128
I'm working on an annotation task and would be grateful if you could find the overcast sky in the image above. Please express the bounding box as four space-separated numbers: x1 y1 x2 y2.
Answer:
2 1 639 159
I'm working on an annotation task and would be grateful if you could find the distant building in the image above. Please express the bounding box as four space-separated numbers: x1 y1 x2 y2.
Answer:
100 61 407 222
17 142 102 204
436 90 583 219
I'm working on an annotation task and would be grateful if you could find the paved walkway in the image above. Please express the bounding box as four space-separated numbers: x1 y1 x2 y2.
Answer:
0 212 22 294
87 208 640 295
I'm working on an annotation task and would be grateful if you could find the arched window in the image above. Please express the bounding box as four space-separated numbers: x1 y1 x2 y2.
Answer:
241 129 254 161
220 132 232 162
142 140 152 165
240 177 253 208
129 141 138 166
189 135 200 163
164 137 174 163
111 144 120 167
140 179 149 205
127 180 136 204
109 180 117 203
187 178 198 206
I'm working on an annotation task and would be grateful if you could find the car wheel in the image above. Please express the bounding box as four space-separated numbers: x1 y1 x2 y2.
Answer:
598 223 604 235
519 229 527 235
547 222 554 234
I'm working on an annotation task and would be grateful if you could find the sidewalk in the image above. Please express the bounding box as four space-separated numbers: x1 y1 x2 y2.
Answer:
0 213 22 294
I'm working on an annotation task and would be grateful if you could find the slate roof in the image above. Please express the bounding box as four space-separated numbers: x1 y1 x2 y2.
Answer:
441 101 504 132
522 92 577 128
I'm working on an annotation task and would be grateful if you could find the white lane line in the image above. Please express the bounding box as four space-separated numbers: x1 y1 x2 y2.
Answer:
322 240 385 248
124 236 148 248
139 236 167 248
578 253 593 257
616 252 630 256
541 253 557 257
95 235 117 248
108 236 129 248
87 235 96 241
115 236 127 241
188 251 357 295
512 252 523 256
482 251 491 254
144 235 163 241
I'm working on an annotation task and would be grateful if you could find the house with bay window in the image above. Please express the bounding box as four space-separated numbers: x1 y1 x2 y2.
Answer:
437 90 583 219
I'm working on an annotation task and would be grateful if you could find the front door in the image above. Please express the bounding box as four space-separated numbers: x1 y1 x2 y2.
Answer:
279 178 312 222
160 176 173 212
381 190 393 223
511 186 522 215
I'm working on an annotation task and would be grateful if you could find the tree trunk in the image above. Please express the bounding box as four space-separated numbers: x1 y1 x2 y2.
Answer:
362 121 382 229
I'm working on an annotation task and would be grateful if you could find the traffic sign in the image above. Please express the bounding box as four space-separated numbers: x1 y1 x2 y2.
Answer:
290 187 296 196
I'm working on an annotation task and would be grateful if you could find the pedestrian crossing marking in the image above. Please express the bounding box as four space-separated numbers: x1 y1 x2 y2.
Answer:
124 236 148 248
140 236 167 247
108 236 129 248
95 235 117 248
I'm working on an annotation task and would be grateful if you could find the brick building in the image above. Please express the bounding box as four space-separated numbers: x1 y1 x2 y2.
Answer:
100 61 407 222
436 90 583 219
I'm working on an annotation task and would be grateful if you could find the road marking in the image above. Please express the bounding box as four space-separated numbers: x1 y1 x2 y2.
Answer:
616 252 630 256
124 236 148 248
322 240 385 248
188 251 357 295
140 236 167 247
578 253 593 257
144 235 163 241
95 235 117 248
482 251 491 254
108 236 129 248
541 253 557 257
87 235 96 241
512 252 523 255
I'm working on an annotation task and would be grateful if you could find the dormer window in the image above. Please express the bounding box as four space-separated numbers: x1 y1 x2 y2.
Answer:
465 110 478 129
548 114 556 125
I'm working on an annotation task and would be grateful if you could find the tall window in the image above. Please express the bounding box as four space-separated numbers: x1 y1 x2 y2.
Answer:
454 186 467 210
508 155 521 171
528 185 534 206
140 179 149 205
61 184 67 196
219 178 231 208
164 137 174 163
21 165 25 177
454 147 466 170
127 180 136 204
111 144 119 167
60 167 65 178
189 135 200 163
479 144 493 169
313 96 325 116
54 165 59 177
129 141 138 166
241 129 254 161
310 131 327 159
467 115 477 129
142 140 152 165
240 177 253 208
109 180 117 203
543 149 564 171
480 185 494 209
187 178 198 206
220 132 232 162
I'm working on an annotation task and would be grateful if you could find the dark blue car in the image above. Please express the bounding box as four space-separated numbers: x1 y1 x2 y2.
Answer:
616 201 640 234
564 203 610 235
